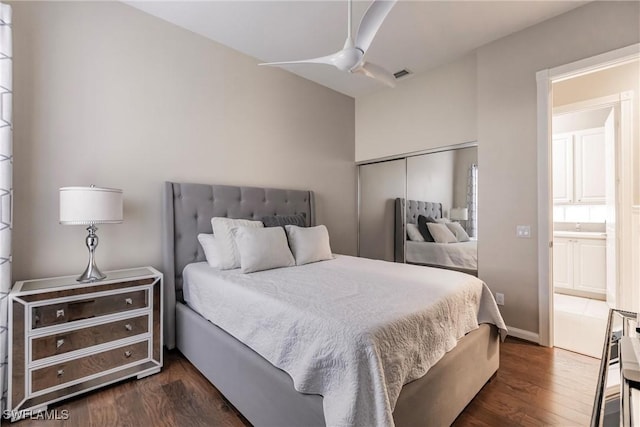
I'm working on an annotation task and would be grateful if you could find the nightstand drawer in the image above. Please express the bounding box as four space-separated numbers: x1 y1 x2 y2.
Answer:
31 315 149 361
31 290 147 329
31 340 149 393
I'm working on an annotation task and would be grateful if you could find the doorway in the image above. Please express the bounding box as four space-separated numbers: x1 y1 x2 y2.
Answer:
551 103 616 357
536 44 639 349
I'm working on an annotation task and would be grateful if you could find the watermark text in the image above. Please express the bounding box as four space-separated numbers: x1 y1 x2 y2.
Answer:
3 409 70 421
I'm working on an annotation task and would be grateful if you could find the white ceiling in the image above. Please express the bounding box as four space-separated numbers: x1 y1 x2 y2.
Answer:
126 1 586 98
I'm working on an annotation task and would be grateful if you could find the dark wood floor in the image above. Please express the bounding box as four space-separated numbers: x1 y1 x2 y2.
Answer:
13 338 599 427
453 338 599 426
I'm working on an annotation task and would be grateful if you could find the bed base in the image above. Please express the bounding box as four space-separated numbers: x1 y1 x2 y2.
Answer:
406 261 478 277
176 302 499 427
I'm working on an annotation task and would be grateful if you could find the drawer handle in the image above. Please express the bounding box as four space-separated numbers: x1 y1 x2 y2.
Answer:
57 369 64 377
56 339 65 349
124 351 132 358
56 309 65 318
125 298 133 305
125 324 133 331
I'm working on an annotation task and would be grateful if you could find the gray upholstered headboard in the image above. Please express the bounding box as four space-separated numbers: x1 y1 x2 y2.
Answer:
162 182 315 349
393 198 443 263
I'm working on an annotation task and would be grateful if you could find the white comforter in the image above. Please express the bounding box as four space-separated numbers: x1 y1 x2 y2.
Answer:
183 255 506 427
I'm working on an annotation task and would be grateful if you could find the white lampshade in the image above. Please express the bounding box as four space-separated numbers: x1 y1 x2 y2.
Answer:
450 207 469 221
59 186 123 225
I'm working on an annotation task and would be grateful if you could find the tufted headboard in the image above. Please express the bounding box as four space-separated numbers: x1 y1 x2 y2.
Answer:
393 198 443 263
162 182 315 349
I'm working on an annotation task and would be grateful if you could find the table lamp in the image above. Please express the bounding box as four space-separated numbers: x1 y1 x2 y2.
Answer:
59 186 123 283
450 207 469 231
450 208 469 221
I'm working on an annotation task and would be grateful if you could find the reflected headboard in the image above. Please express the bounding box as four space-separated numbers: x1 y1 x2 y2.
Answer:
162 182 315 349
393 198 443 263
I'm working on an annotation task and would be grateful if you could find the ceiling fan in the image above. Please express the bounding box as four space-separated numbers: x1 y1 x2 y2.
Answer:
259 0 398 88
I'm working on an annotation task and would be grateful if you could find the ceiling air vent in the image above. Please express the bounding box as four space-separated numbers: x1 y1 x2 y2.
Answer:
393 69 412 79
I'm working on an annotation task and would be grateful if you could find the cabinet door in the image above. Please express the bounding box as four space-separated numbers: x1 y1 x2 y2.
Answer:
574 128 606 204
552 134 573 204
574 238 606 294
553 237 573 289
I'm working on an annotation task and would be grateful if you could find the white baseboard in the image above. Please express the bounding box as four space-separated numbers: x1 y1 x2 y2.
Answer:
506 326 540 344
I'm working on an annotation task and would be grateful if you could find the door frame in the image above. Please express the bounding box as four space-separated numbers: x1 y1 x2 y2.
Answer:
536 43 639 347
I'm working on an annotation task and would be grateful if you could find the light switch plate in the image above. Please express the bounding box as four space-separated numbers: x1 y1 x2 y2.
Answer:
516 225 531 238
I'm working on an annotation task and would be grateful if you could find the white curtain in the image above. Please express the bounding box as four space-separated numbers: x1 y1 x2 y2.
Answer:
466 164 478 238
0 2 12 413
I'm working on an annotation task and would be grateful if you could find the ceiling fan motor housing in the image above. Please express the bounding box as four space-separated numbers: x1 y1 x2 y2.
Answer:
333 47 364 71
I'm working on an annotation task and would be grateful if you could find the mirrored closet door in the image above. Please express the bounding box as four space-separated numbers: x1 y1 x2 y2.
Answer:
358 159 406 262
358 145 478 275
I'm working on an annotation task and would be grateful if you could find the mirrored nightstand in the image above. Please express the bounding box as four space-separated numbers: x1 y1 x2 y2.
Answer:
7 267 163 421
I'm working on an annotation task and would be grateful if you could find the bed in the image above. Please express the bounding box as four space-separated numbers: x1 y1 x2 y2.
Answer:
395 198 478 275
163 182 504 427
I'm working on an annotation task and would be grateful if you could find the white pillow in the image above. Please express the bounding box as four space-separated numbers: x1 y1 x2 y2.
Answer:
446 222 470 242
211 217 264 270
426 223 458 244
435 217 451 224
197 233 223 268
285 225 333 265
233 226 295 273
406 223 425 242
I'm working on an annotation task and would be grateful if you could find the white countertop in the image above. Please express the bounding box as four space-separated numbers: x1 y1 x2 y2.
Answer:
553 231 607 239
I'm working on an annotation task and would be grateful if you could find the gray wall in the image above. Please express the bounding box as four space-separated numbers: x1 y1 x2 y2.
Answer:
476 1 639 333
11 1 356 281
356 1 640 333
407 151 455 218
355 54 477 162
405 146 476 221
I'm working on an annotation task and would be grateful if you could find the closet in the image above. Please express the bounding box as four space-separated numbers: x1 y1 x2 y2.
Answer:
358 144 478 269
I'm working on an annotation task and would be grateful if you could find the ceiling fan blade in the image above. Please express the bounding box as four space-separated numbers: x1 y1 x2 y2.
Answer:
353 62 396 87
355 0 397 53
259 54 338 68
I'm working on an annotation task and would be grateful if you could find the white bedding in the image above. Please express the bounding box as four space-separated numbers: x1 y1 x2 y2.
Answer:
183 255 506 427
406 239 478 270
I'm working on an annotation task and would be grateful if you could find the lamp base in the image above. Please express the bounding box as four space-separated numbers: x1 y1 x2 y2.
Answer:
77 225 107 283
77 262 106 283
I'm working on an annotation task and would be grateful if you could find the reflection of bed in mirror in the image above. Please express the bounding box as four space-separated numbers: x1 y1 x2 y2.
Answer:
395 198 478 275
